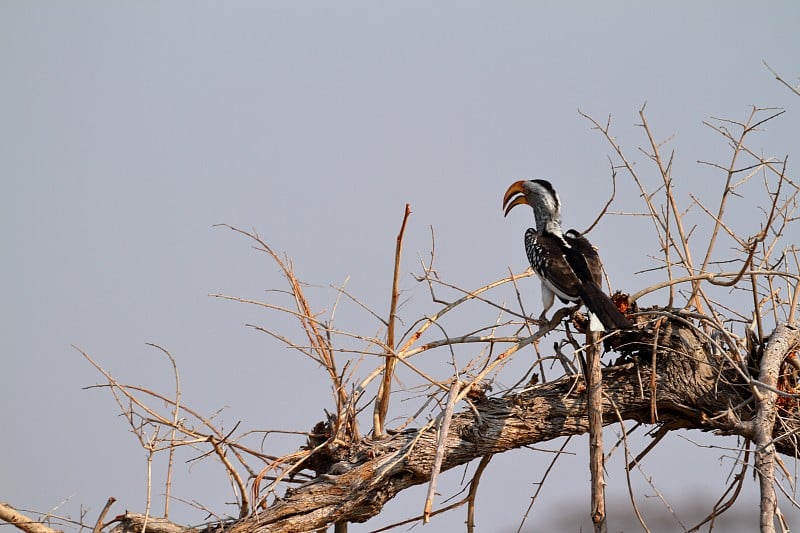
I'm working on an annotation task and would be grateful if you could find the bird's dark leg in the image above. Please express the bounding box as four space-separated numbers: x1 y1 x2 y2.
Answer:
537 309 549 325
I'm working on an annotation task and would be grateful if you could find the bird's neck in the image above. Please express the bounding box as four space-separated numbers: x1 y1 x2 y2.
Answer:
534 210 563 238
530 193 563 237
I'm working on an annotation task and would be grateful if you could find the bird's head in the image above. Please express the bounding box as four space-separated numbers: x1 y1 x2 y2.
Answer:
503 179 562 231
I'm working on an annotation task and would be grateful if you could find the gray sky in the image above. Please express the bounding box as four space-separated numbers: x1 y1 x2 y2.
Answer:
2 2 799 531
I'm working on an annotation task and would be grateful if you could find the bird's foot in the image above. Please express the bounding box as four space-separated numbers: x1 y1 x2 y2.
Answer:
537 310 549 326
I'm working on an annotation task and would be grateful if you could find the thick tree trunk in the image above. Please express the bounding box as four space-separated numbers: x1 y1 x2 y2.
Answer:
94 318 800 533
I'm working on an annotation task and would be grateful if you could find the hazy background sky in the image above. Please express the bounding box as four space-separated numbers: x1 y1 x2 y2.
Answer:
2 2 799 531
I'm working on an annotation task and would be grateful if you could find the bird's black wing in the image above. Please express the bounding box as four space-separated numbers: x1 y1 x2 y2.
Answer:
564 229 603 286
562 229 631 330
525 228 582 303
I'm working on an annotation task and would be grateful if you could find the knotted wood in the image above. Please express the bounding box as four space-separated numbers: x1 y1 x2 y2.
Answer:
110 318 800 533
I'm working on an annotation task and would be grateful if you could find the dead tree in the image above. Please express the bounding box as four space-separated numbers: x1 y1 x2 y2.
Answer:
3 80 799 533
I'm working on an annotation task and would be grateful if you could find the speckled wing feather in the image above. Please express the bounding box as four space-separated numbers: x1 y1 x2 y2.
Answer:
524 228 581 304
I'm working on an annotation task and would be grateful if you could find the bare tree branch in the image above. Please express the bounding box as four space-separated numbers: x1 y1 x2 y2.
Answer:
753 324 800 532
0 503 62 533
374 203 412 438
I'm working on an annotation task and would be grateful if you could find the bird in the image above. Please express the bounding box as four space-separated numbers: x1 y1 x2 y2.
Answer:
503 179 631 331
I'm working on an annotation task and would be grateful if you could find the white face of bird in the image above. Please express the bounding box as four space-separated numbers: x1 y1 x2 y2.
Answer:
525 180 560 214
503 179 563 234
524 180 562 231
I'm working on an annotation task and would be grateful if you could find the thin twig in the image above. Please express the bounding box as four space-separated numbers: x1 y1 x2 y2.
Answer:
762 60 800 97
424 378 461 523
145 343 180 519
517 437 573 532
607 397 650 533
208 436 250 518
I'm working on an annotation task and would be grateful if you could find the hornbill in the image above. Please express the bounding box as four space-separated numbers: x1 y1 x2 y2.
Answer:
503 179 631 331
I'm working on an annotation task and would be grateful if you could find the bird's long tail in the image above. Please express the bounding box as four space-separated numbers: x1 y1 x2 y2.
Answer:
579 281 631 331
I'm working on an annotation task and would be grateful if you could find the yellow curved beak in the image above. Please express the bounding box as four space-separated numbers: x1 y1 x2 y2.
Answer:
502 181 529 217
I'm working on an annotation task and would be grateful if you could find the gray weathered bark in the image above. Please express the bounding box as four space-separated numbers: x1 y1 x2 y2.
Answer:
85 318 800 533
751 324 800 533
